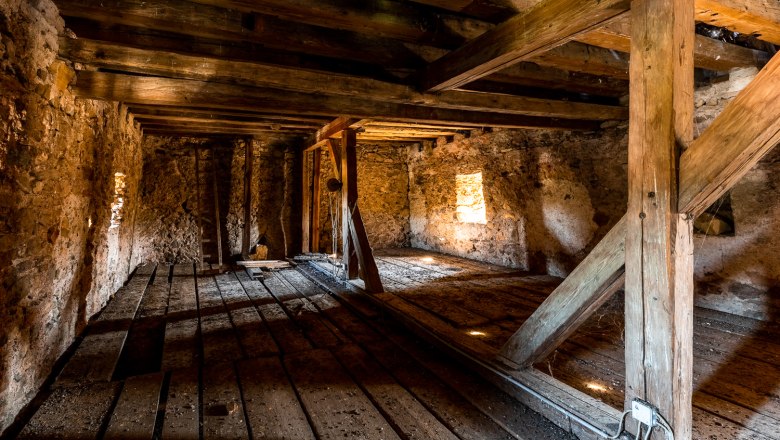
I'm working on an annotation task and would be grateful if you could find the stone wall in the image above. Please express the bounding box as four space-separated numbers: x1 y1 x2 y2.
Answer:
0 0 143 433
691 68 780 321
134 135 300 264
407 128 627 276
313 143 411 253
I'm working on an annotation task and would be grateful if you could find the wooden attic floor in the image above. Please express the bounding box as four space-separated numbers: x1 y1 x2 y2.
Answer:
13 261 574 440
306 248 780 440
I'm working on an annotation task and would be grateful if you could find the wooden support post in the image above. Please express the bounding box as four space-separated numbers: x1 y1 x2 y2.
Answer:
341 129 359 279
211 148 224 269
241 139 253 260
624 1 694 439
311 150 322 253
195 148 204 269
301 150 311 254
327 140 341 179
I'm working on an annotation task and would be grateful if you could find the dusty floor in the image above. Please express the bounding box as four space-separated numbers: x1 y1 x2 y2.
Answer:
321 248 780 440
9 261 573 439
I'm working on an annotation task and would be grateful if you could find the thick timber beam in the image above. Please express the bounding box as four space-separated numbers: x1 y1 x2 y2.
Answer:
624 1 695 439
72 71 604 130
341 129 359 279
679 52 780 216
60 39 626 121
419 0 630 92
499 215 627 365
499 51 780 378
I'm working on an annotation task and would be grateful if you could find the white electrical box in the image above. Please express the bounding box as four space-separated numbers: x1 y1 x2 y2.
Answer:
631 399 656 427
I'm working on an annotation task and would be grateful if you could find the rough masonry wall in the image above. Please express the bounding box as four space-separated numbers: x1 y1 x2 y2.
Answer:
0 0 143 433
407 128 627 276
314 143 411 253
135 136 299 264
691 68 780 321
132 136 201 264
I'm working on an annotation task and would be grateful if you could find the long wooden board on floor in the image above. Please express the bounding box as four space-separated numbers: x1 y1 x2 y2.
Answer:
162 367 200 440
236 356 315 440
104 373 164 439
284 348 402 440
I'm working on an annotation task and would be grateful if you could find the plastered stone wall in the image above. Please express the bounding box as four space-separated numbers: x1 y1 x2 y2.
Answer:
407 128 627 276
135 136 300 263
0 0 143 433
313 143 411 253
691 68 780 321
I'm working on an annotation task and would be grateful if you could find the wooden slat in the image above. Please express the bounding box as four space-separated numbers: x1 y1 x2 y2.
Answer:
162 368 199 440
73 71 605 130
331 345 460 440
202 364 248 440
679 52 780 216
129 106 331 125
18 382 121 440
695 0 780 45
624 0 695 438
215 273 279 356
104 373 164 440
420 0 629 91
284 349 402 440
235 272 313 354
341 129 359 280
61 40 628 121
237 357 315 440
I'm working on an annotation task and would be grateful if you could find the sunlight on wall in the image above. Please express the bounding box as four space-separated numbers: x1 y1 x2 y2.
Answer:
456 172 487 224
110 172 126 228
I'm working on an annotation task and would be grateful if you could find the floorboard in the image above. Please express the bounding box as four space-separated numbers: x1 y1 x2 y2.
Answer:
17 256 592 440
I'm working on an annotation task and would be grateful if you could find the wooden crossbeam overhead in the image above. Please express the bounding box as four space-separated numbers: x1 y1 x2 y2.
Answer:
55 0 426 70
128 105 333 125
485 63 629 98
576 13 770 71
143 127 309 136
185 0 467 48
134 117 321 130
695 0 780 45
61 39 627 121
530 41 630 79
72 71 605 130
407 0 518 22
500 42 780 380
419 0 630 91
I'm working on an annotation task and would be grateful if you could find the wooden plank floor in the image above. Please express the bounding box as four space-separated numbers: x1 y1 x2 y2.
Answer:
14 261 572 440
307 248 780 440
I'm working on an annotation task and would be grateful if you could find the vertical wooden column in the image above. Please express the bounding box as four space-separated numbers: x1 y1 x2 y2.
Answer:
341 129 359 279
624 0 694 438
311 151 322 253
241 140 253 259
194 148 204 269
211 147 223 268
301 150 311 253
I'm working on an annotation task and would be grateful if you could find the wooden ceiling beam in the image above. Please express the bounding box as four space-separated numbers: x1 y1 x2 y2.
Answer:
695 0 780 45
185 0 467 48
62 15 630 98
128 106 332 124
419 0 630 92
61 39 627 121
56 0 425 69
134 116 321 130
531 41 630 79
576 13 770 71
73 71 603 131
